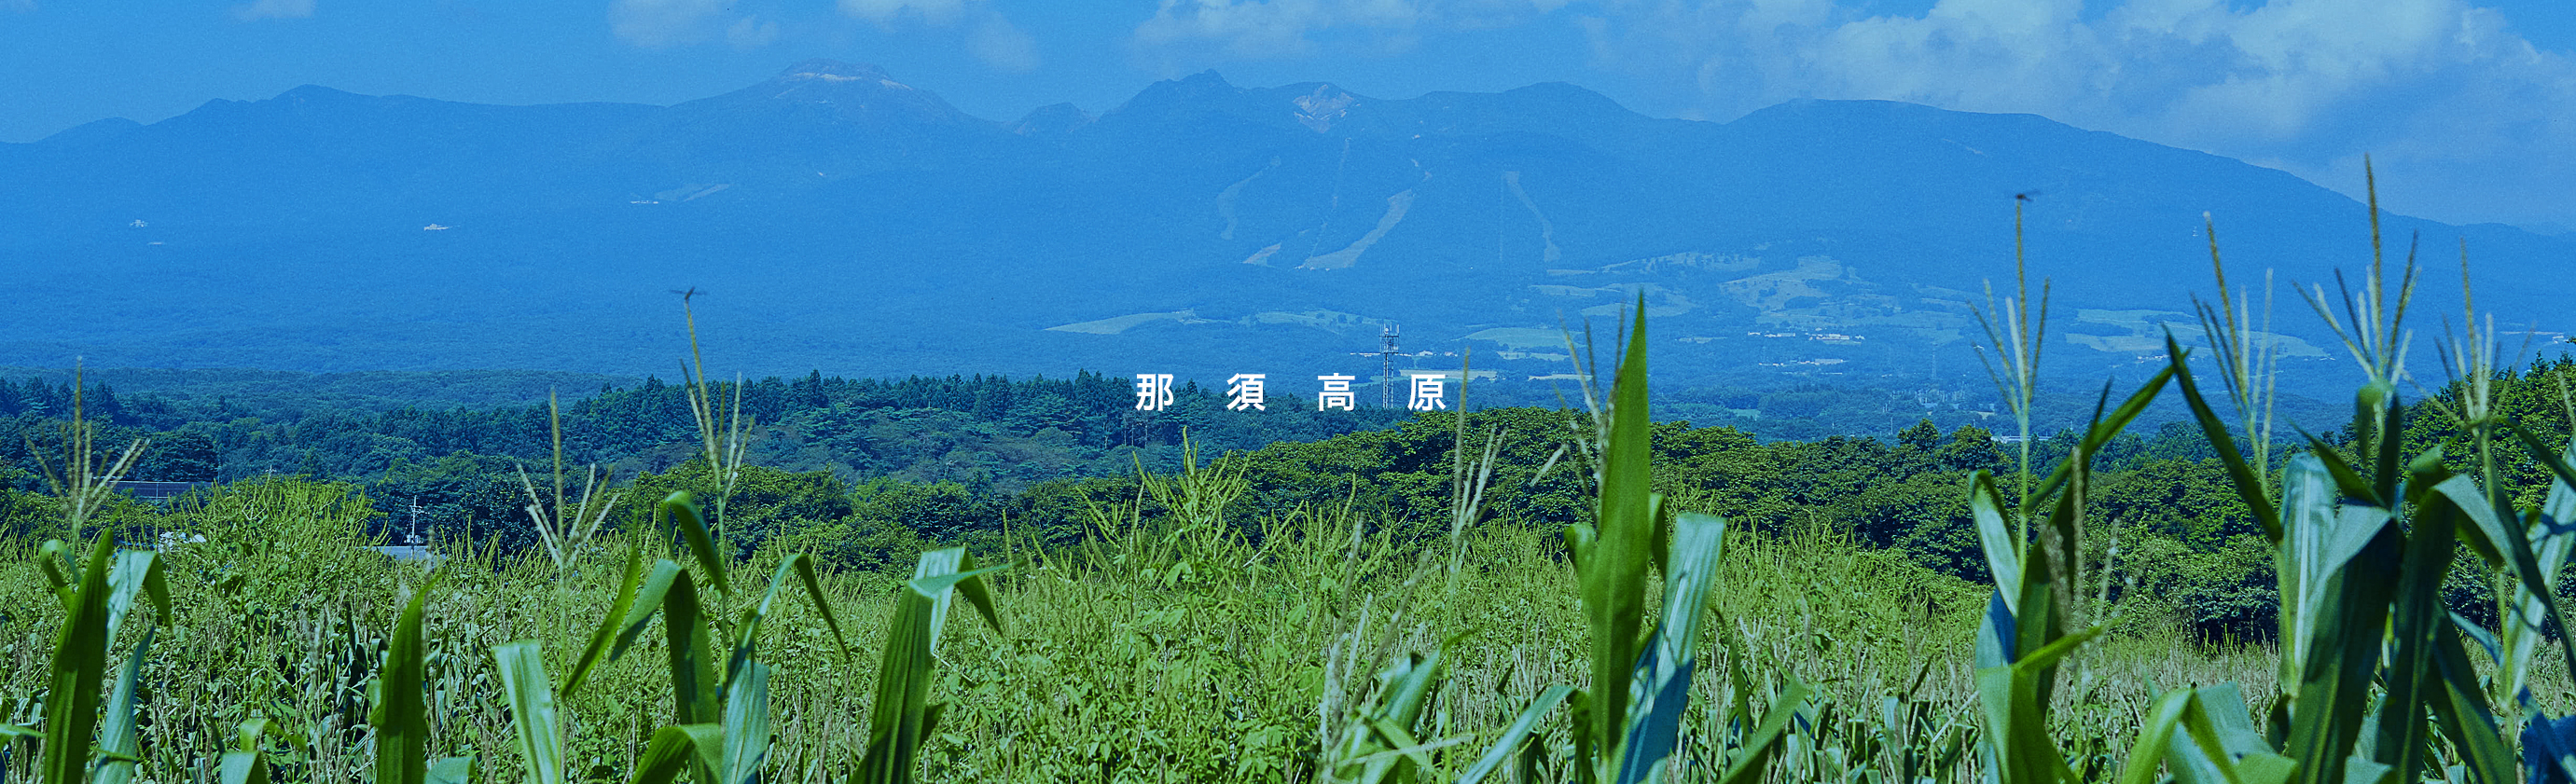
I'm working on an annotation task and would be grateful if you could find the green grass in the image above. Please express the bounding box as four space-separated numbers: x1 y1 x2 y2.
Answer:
0 463 2070 778
0 467 2317 783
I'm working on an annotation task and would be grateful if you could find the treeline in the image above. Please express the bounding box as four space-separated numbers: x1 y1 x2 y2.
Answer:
0 370 1402 539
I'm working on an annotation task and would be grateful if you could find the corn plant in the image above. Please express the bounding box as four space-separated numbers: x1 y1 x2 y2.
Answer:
23 367 147 545
494 490 864 784
2083 165 2576 784
853 546 1003 783
1299 297 1785 784
676 289 754 539
1963 368 2170 784
372 568 477 784
1460 296 1785 784
1 369 173 784
1320 639 1469 784
1933 164 2576 784
2 530 168 784
518 389 622 571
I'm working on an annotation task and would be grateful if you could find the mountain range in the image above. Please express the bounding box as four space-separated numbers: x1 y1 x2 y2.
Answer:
7 60 2567 398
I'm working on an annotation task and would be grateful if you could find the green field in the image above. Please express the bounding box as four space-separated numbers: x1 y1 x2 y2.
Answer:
13 205 2576 784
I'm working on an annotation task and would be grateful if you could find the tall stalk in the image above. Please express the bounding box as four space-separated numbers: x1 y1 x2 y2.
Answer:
28 365 148 543
519 389 622 571
1973 195 2051 522
677 289 753 549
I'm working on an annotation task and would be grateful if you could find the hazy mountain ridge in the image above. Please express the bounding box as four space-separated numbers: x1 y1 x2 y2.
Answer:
5 61 2565 393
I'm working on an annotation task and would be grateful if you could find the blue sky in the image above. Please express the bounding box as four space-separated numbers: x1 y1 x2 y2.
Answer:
5 0 2572 231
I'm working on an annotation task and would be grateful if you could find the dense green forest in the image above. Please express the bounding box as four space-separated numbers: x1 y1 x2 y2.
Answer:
6 354 2570 641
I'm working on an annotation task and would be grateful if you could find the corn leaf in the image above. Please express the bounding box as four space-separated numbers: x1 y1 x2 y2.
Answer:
1323 642 1456 784
103 549 168 643
2279 456 2346 688
2424 623 2514 784
1378 648 1445 734
729 554 855 684
661 492 730 601
219 750 270 784
37 539 74 607
371 571 439 784
2497 429 2576 704
220 722 278 784
719 661 772 784
1713 680 1811 784
493 640 565 784
2431 468 2576 726
612 560 686 660
1969 474 2020 612
1337 724 1469 779
2116 688 2194 784
659 569 721 726
2301 435 2383 509
2522 712 2576 784
40 534 116 784
1614 513 1727 784
2162 336 2281 538
2025 364 2175 504
783 553 853 661
910 548 1004 651
427 755 476 784
627 725 723 784
95 627 155 784
1976 624 2103 784
1582 295 1657 762
856 547 1006 784
562 549 646 700
604 558 720 726
2372 477 2464 780
1457 685 1575 784
2278 466 2403 784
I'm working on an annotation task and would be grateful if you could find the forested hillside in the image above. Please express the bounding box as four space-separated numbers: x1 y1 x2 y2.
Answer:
8 355 2570 640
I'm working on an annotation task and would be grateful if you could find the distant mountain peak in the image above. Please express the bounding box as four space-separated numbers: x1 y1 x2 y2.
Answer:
1008 103 1093 141
1117 69 1241 111
659 59 996 137
1175 69 1232 88
277 84 365 102
728 60 961 115
774 59 895 86
1288 83 1362 132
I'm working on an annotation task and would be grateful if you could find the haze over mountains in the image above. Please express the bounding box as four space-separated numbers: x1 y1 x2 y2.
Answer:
7 60 2567 395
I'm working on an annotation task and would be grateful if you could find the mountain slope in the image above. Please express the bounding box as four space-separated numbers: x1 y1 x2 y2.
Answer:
4 62 2565 397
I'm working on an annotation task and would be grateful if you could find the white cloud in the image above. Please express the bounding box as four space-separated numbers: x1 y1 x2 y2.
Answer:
607 0 783 49
231 0 313 21
1133 0 1436 57
1564 0 2576 227
1118 0 2576 226
837 0 1039 71
839 0 970 25
610 0 753 48
969 12 1042 71
5 0 35 13
727 15 782 48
